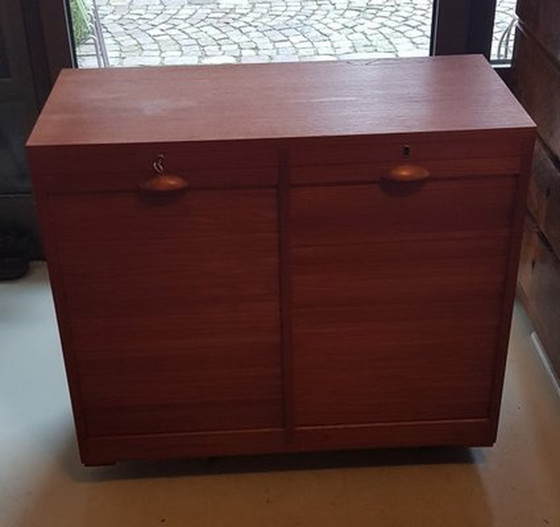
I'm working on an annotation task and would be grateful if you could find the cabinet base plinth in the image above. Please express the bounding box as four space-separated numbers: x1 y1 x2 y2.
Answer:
79 419 495 466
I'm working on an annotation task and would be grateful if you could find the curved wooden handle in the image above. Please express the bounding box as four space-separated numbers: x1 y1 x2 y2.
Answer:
385 164 430 182
139 154 188 193
139 173 188 192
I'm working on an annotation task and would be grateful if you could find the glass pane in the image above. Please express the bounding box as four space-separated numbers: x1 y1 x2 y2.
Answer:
0 103 30 193
491 0 516 63
70 0 434 68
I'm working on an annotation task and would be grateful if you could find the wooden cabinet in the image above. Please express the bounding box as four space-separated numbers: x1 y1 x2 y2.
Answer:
28 56 535 465
512 0 560 378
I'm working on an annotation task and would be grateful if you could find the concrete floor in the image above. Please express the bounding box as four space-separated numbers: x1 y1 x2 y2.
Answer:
1 263 560 526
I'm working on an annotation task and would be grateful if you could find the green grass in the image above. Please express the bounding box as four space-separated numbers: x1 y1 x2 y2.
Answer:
69 0 91 46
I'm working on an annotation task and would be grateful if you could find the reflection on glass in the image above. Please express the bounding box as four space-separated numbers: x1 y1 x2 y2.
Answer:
71 0 435 68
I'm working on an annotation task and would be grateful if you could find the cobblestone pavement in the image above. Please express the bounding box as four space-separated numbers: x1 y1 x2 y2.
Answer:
77 0 516 67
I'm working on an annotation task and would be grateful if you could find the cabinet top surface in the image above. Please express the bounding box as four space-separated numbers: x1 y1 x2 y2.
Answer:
28 55 534 147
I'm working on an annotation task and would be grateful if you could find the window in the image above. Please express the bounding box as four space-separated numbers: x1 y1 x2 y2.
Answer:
65 0 513 68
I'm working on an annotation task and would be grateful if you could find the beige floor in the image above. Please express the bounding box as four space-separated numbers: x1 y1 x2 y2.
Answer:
1 263 560 527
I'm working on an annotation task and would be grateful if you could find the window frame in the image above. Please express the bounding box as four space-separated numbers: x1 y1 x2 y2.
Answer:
431 0 499 58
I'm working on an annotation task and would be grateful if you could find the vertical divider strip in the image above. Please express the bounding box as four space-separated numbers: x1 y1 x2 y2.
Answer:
278 147 295 443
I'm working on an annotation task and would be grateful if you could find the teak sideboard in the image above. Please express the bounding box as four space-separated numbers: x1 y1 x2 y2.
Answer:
27 56 535 466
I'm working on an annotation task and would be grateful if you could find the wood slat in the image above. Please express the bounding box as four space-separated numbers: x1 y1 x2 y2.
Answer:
48 189 283 437
81 429 286 465
292 237 509 426
28 142 278 193
293 419 495 450
527 140 560 257
291 177 516 247
289 130 527 169
291 156 522 186
291 175 515 427
81 418 493 465
511 27 560 160
518 217 560 379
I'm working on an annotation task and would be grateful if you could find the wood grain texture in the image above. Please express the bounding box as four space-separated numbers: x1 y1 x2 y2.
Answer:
27 55 533 148
289 131 528 169
511 27 560 160
28 135 525 193
81 429 286 465
517 0 560 62
518 218 540 302
27 58 535 463
291 177 517 247
292 238 510 425
293 419 495 450
27 142 278 194
82 417 493 465
527 140 560 258
518 218 560 379
291 177 516 426
512 0 560 383
49 189 283 436
291 156 523 185
486 135 535 440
